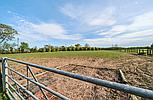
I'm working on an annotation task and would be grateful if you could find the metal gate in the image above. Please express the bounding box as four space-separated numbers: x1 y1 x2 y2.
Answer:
1 57 153 100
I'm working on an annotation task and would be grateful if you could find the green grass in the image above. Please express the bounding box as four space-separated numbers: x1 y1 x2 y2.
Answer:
0 50 127 59
0 78 8 100
0 90 8 100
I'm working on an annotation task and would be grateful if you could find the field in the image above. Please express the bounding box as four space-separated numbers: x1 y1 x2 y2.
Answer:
0 50 126 59
1 51 153 100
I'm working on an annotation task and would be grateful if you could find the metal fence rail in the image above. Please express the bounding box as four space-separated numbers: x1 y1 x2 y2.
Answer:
1 57 153 100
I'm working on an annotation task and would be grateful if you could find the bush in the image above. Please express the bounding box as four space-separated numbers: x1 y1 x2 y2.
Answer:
51 48 56 52
79 47 83 51
76 47 80 51
91 47 95 51
72 47 76 51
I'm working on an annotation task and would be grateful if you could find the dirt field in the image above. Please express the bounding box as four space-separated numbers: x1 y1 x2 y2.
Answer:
8 53 153 100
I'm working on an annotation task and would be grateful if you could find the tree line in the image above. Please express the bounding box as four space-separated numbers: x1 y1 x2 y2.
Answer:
1 41 153 54
0 42 104 54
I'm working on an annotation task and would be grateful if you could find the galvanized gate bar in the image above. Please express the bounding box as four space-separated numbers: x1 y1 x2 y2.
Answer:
6 58 153 99
9 68 20 93
6 87 18 100
6 82 25 100
27 65 49 100
7 75 39 100
7 67 70 100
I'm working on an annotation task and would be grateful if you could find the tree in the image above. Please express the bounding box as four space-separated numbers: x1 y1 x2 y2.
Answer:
60 46 67 51
75 44 81 48
0 42 17 53
114 44 118 47
20 42 29 53
44 45 53 52
30 46 38 53
0 24 18 44
75 44 81 51
33 46 38 52
84 43 90 48
38 48 45 52
2 42 11 53
151 44 153 48
91 47 95 51
54 47 59 52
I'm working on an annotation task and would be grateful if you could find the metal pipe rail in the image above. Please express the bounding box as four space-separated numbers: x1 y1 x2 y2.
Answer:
7 67 69 100
6 82 25 100
1 57 153 99
7 75 39 100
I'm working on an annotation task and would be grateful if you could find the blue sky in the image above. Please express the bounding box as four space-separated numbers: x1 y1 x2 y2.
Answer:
0 0 153 47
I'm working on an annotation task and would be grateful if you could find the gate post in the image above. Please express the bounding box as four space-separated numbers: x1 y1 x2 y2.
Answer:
2 57 8 93
0 58 2 91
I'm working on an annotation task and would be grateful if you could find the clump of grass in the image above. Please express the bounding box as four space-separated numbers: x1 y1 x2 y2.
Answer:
0 83 8 100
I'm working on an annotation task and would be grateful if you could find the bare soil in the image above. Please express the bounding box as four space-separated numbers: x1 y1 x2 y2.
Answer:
9 55 153 100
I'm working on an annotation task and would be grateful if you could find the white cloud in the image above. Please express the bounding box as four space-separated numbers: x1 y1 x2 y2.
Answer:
33 23 65 34
60 3 152 46
88 7 116 26
18 32 45 42
15 20 82 41
32 23 67 39
118 29 153 39
60 4 116 26
92 11 153 46
6 10 83 42
99 25 127 36
128 11 153 31
85 28 153 46
99 11 153 37
89 18 116 26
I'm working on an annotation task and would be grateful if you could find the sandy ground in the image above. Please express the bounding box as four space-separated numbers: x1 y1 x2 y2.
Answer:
8 55 153 100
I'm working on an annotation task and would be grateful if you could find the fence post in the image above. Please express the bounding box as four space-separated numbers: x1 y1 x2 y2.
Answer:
2 57 8 93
